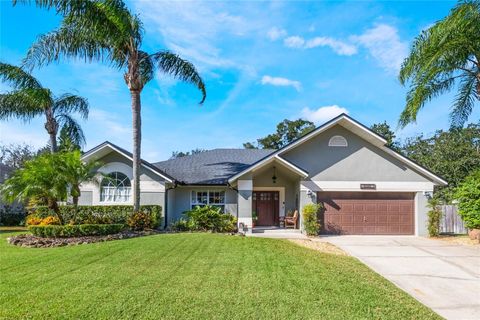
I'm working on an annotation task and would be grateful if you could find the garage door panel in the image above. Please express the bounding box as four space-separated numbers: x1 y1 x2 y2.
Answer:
318 192 414 235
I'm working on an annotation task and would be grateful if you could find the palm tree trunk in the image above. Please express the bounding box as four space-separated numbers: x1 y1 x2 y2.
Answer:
130 90 142 211
44 107 58 153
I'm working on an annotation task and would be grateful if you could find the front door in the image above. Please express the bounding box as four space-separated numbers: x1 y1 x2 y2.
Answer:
253 191 279 226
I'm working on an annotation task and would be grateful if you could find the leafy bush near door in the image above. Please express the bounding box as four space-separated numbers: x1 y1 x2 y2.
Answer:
427 198 442 237
454 170 480 230
171 205 237 232
302 203 322 236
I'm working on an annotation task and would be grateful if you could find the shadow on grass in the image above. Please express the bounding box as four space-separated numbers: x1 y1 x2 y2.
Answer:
0 226 28 234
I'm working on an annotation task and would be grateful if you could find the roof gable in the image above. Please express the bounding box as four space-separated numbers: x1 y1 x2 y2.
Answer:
81 141 174 182
229 114 447 185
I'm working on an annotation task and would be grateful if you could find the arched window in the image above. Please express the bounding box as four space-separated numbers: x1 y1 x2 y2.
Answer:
100 172 131 202
328 135 348 147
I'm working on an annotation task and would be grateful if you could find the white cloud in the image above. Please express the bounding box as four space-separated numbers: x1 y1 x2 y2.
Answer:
300 105 349 124
305 37 357 55
261 75 302 91
351 24 408 72
284 36 306 48
267 27 287 41
284 36 357 56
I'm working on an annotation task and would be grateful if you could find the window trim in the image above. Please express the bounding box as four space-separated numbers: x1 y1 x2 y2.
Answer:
328 135 348 147
100 171 132 203
190 190 226 211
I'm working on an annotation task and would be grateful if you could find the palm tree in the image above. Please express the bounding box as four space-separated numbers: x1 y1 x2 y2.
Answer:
59 149 102 206
399 0 479 128
0 62 89 152
16 0 206 211
1 152 68 222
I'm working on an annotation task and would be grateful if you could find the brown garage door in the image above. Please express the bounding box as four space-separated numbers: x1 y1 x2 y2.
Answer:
317 192 414 235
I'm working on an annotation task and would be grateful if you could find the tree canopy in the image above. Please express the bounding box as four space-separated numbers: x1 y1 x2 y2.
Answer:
244 119 315 149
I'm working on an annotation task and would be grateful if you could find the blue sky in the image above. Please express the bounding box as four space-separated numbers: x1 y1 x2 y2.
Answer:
1 0 478 161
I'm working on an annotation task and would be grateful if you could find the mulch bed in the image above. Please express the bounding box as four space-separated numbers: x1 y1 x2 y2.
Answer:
7 230 160 248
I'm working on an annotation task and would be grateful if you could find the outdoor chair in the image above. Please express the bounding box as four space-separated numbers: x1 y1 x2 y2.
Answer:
284 210 298 229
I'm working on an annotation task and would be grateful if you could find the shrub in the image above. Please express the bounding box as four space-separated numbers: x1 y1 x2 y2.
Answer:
427 198 442 237
169 219 192 232
39 216 61 226
0 205 27 226
26 215 43 226
302 203 321 236
28 205 162 227
174 206 237 233
29 224 125 238
128 211 155 231
454 170 480 229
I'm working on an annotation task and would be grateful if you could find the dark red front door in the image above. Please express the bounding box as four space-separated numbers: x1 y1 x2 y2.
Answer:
253 191 279 226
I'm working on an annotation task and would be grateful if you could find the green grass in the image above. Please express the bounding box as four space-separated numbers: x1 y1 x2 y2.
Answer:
0 232 440 320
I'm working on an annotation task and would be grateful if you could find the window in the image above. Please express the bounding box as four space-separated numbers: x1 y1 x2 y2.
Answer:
191 190 225 211
328 135 348 147
100 172 131 203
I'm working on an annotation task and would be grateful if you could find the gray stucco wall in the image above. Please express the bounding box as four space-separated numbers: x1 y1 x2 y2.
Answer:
99 152 162 182
140 192 165 206
282 125 431 182
415 191 429 236
78 191 93 205
167 187 238 224
77 150 166 206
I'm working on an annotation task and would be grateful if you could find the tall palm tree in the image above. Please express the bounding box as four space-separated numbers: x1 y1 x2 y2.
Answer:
399 0 479 128
16 0 206 211
0 62 89 152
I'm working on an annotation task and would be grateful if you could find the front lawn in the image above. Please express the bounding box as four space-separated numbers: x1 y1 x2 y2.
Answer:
0 232 439 319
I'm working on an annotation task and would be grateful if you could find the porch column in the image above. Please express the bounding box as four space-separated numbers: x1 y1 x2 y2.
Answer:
299 181 316 232
237 179 253 233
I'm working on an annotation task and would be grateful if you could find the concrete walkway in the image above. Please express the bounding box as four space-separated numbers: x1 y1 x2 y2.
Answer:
323 236 480 320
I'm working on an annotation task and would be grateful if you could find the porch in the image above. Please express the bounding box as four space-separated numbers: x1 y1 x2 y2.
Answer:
249 226 307 239
229 155 315 233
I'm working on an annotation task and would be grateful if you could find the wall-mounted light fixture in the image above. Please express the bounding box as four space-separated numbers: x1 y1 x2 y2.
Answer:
272 166 277 184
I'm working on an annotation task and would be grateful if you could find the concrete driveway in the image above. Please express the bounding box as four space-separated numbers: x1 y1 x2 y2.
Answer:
324 236 480 320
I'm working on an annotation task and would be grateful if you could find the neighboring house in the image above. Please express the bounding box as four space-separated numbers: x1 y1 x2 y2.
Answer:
79 114 447 236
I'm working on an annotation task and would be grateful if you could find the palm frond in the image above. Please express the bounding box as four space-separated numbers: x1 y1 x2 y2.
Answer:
55 113 86 147
398 0 480 126
0 88 52 121
450 71 479 127
138 50 154 86
23 26 114 70
151 51 206 104
0 62 42 89
54 93 89 119
399 75 457 127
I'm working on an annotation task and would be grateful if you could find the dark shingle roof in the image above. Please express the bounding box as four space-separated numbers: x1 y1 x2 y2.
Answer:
154 149 274 185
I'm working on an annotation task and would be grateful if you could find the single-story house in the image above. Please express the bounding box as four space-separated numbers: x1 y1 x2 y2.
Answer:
79 114 447 236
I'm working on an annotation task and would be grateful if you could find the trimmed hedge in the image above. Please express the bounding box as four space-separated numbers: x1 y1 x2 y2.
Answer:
29 224 125 238
28 205 162 227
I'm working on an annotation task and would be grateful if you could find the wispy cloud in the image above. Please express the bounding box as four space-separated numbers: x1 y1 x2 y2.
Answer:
351 24 408 72
284 35 357 56
267 27 287 41
300 105 349 124
261 75 302 91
